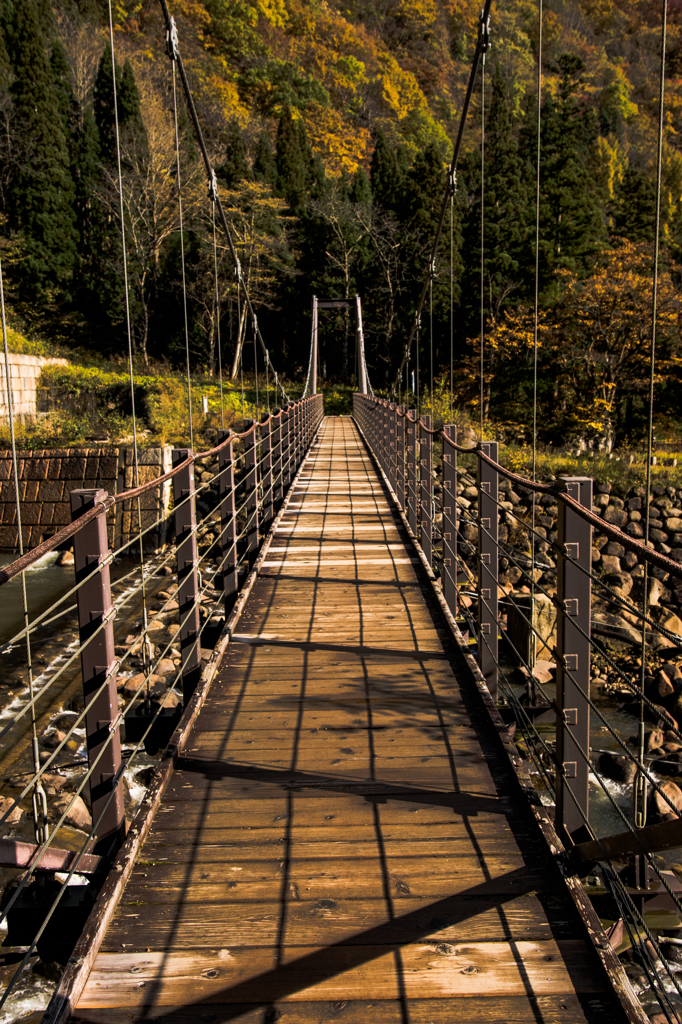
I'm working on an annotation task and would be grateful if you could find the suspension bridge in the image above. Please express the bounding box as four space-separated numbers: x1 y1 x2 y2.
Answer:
0 0 680 1022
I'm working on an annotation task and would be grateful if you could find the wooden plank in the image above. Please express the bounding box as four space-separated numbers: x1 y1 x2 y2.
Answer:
77 940 605 1008
101 895 559 950
69 993 628 1024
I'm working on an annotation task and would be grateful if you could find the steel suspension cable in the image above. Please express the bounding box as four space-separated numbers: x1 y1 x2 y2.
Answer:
394 2 492 391
530 0 543 673
479 48 486 441
0 259 47 845
158 1 290 404
637 0 668 838
210 174 225 428
450 172 455 421
169 50 194 447
107 0 153 686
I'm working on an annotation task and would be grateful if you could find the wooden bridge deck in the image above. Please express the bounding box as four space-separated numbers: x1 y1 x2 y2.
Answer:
71 417 630 1024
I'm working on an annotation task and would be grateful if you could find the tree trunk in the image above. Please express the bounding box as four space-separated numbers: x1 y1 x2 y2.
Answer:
231 301 248 380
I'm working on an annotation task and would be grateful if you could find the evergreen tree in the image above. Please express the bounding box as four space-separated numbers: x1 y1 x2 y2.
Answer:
253 130 276 184
369 130 407 213
5 0 77 302
613 166 656 243
93 45 146 167
275 109 311 210
533 54 606 283
217 119 250 188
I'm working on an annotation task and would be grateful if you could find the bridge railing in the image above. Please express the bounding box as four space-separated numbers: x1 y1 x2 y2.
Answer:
0 394 322 976
355 392 682 1008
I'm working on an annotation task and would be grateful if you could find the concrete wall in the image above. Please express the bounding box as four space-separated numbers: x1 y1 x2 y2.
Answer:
0 447 173 553
0 353 69 421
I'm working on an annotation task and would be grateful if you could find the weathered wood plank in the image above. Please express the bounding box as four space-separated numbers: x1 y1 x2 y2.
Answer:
77 940 605 1008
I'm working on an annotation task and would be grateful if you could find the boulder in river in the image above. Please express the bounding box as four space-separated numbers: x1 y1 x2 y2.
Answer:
596 751 637 784
649 780 682 823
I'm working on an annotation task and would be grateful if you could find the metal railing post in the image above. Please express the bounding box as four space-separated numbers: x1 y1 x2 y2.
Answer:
217 431 237 616
261 415 274 533
478 442 499 701
244 422 259 568
172 449 201 706
442 427 458 616
420 415 433 565
281 407 291 491
395 406 405 509
388 403 397 497
406 412 418 535
272 411 283 506
70 488 125 856
556 476 593 840
382 400 389 476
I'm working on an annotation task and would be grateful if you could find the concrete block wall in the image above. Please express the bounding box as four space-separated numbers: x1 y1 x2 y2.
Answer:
0 447 173 553
0 353 69 420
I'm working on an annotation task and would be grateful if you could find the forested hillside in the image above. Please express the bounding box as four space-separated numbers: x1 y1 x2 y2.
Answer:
0 0 681 446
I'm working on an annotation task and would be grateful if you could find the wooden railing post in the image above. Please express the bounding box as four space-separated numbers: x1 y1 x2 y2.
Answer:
243 422 259 568
172 449 201 706
217 430 237 616
420 415 433 566
477 442 499 701
556 477 593 840
71 488 125 856
261 415 274 533
442 427 458 615
406 412 418 535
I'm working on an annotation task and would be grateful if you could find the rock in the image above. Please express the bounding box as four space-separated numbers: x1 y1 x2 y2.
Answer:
0 795 22 825
625 521 644 538
592 547 601 564
666 518 682 532
603 571 634 596
628 510 642 522
532 659 556 684
167 623 181 637
597 751 636 784
672 548 682 563
122 673 146 697
652 751 682 776
604 541 625 557
55 549 74 566
623 551 639 571
601 554 622 574
654 670 674 699
595 493 610 508
463 486 479 500
156 659 176 676
596 481 612 494
627 497 642 511
160 690 182 709
652 608 682 649
50 794 91 831
649 527 669 544
649 780 682 823
603 506 628 529
593 611 642 644
645 729 665 752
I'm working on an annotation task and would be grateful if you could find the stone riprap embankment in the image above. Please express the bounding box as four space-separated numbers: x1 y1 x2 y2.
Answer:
0 446 172 552
0 352 69 421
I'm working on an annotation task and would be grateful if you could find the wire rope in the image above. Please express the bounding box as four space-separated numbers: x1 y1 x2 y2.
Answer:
0 259 46 845
107 0 153 691
530 0 543 677
636 0 668 841
210 174 225 429
479 45 486 442
169 51 194 448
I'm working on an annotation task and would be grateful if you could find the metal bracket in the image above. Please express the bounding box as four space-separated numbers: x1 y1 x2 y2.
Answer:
166 15 179 61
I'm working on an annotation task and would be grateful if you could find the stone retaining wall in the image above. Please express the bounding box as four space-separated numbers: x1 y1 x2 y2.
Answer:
0 447 173 553
0 353 69 420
